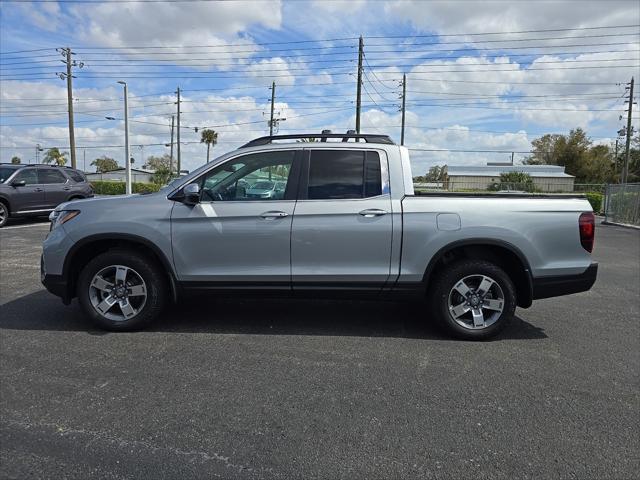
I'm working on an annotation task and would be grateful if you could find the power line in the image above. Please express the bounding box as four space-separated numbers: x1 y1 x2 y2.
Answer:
5 31 635 61
3 41 635 68
3 49 639 71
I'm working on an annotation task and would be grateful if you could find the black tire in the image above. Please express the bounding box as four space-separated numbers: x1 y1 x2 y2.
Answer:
428 259 516 340
77 249 167 331
0 201 9 228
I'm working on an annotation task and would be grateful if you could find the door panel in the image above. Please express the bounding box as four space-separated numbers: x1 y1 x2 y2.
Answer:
11 168 46 211
171 149 301 284
291 149 393 287
171 201 296 282
39 169 70 207
291 196 393 284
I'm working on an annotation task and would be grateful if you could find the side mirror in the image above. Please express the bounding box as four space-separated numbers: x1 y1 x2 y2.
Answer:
183 183 201 206
11 180 26 187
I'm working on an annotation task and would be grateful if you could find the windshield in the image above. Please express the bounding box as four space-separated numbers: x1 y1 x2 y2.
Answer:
251 181 274 190
0 166 19 183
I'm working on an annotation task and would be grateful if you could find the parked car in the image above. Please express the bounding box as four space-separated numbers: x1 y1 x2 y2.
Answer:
0 164 94 227
41 132 597 339
246 180 287 199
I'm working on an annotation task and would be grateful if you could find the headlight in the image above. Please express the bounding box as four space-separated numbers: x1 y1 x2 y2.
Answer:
49 209 80 229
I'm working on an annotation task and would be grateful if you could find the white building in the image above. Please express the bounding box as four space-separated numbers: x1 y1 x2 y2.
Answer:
446 165 575 192
85 168 155 184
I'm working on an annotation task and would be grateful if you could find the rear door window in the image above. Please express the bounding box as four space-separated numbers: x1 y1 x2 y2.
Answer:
307 150 382 200
38 169 67 184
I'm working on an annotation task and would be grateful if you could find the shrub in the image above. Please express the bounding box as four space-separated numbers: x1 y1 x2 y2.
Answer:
584 192 603 213
90 181 162 195
486 172 538 193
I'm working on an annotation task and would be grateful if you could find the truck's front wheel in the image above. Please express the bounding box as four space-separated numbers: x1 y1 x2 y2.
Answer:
77 250 167 331
429 259 516 340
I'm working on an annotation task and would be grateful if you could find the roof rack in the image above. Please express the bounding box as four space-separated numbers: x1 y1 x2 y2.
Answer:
239 130 395 149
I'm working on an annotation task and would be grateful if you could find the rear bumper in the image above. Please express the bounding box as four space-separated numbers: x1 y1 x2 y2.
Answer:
532 263 598 300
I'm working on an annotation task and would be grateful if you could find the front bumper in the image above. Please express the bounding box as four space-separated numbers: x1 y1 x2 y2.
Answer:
41 255 72 304
532 263 598 300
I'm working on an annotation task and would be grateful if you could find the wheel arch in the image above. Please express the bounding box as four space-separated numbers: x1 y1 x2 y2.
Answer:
423 238 533 308
63 233 178 303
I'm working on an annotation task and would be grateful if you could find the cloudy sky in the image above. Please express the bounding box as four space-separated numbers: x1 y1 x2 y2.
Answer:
1 0 639 174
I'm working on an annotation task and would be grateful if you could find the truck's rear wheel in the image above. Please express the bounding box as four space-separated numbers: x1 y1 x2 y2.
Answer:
77 250 167 331
429 259 516 340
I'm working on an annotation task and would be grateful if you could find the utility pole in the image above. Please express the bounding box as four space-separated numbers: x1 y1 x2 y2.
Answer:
355 35 364 134
614 138 619 175
269 81 276 136
400 73 407 146
117 81 131 195
176 87 181 175
35 144 42 164
622 76 635 184
511 152 515 165
57 48 83 169
170 115 175 174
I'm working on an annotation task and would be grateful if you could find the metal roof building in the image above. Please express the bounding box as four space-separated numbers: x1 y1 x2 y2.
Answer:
446 165 575 192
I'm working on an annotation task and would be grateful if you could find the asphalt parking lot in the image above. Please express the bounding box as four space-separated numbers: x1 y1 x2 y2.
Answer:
1 220 638 479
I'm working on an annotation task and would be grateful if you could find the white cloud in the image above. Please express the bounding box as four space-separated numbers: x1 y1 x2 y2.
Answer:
245 58 296 86
73 1 282 48
388 0 638 35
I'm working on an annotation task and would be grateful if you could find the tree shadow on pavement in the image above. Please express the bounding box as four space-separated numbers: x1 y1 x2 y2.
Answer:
0 290 547 341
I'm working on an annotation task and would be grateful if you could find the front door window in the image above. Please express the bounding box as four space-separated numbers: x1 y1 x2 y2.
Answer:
200 151 296 202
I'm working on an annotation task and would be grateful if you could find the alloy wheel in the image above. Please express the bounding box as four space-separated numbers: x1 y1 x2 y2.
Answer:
88 265 147 322
0 203 7 226
447 274 505 330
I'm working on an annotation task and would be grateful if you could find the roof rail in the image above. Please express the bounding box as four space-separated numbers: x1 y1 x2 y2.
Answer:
239 131 395 149
0 163 75 168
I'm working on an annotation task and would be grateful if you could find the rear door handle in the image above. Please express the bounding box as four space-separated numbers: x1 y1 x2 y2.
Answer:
63 187 71 191
260 210 288 219
34 188 44 192
359 209 388 217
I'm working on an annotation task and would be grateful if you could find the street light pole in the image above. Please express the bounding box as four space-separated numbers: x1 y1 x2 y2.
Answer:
118 81 132 195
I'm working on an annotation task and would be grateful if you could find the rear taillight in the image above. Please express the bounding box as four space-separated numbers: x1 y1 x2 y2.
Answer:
579 212 595 253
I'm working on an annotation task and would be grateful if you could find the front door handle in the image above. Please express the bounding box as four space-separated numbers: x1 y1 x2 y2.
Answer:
34 188 44 192
359 208 388 217
260 211 288 219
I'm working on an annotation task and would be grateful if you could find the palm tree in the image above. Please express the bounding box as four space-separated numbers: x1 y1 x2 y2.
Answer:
42 148 68 166
200 129 218 163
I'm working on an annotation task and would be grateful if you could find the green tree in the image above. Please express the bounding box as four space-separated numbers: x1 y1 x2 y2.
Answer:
42 148 68 166
526 128 615 183
425 165 447 182
200 129 218 163
143 154 174 185
623 133 640 182
584 144 614 183
488 172 536 192
150 165 173 185
10 156 21 164
91 155 119 173
144 154 172 171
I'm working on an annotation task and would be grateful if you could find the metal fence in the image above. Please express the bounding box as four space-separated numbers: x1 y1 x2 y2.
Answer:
604 183 640 227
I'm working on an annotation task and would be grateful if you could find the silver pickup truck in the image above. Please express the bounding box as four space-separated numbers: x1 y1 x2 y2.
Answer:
41 132 597 339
